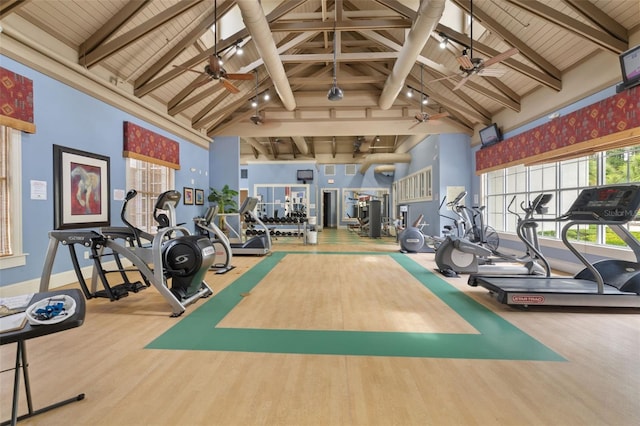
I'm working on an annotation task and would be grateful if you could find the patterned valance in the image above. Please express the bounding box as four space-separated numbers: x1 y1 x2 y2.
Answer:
476 85 640 174
0 67 35 133
123 121 180 169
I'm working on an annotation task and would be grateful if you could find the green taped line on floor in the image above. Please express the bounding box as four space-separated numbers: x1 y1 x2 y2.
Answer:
146 251 564 361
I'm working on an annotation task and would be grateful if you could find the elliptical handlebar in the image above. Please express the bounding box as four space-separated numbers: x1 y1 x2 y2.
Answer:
121 189 143 247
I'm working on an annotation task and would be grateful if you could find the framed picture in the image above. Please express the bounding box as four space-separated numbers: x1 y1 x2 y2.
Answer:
195 189 205 205
183 187 194 205
53 144 110 230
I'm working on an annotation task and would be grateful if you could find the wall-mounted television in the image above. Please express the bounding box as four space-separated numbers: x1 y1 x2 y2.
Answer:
617 45 640 93
479 123 502 148
297 169 314 182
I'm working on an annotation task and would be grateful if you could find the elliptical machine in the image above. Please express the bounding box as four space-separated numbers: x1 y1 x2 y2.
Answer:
194 205 235 274
40 189 216 317
435 193 551 277
118 189 216 302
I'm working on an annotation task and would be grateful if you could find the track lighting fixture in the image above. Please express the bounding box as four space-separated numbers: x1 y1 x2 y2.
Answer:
407 88 413 97
422 96 429 105
439 36 448 49
263 92 270 101
251 99 258 108
235 38 244 56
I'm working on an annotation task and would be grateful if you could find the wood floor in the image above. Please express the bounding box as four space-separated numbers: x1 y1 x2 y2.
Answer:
1 229 639 425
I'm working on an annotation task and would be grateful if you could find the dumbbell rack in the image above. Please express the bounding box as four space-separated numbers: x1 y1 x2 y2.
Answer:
245 215 308 240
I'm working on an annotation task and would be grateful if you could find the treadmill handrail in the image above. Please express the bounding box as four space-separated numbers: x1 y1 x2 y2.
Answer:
561 221 605 293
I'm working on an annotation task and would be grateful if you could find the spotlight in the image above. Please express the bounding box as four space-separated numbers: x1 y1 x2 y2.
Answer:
263 92 270 101
439 38 447 49
236 45 244 55
251 99 258 108
422 96 429 105
407 88 413 97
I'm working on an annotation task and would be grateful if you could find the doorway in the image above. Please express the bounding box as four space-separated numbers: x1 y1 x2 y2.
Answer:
322 189 338 228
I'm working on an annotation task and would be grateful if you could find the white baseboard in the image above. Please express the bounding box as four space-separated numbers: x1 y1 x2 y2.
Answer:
0 260 119 297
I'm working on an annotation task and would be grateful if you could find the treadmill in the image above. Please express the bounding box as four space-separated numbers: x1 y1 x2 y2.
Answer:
227 197 272 256
469 184 640 308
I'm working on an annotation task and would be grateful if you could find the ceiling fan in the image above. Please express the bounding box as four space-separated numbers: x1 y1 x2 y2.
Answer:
436 0 518 90
410 65 449 129
178 1 253 93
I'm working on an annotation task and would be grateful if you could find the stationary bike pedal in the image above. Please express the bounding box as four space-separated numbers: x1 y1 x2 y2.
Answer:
125 281 147 293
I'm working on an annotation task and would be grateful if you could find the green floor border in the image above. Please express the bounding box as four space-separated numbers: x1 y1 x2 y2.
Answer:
147 252 564 361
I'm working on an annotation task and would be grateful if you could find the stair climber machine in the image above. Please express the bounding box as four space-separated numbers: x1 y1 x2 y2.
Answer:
435 193 552 277
469 184 640 308
193 205 235 273
40 189 215 317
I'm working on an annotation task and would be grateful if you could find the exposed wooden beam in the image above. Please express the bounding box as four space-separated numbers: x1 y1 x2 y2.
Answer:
564 0 628 43
450 0 561 80
82 0 203 67
78 0 150 59
134 0 305 97
435 24 562 91
269 18 412 32
0 0 31 19
280 52 400 62
134 0 236 90
506 0 627 54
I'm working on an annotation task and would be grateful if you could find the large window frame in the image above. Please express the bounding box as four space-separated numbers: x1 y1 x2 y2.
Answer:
125 158 175 235
482 145 640 248
0 126 25 269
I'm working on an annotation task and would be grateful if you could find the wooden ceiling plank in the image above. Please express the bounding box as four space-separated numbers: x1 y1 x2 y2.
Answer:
78 0 150 59
83 0 203 67
506 0 627 54
0 0 30 19
451 0 561 80
564 0 628 43
436 24 561 91
135 0 305 97
134 1 236 90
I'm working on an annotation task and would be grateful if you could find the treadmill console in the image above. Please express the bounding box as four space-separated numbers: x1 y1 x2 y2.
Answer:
567 184 640 222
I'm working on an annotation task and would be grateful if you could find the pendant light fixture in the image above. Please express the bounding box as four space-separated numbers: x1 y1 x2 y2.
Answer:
327 10 343 101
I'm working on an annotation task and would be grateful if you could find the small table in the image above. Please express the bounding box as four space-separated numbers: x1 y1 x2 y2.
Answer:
0 289 86 426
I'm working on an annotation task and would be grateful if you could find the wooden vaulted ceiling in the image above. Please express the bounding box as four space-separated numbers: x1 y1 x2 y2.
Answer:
0 0 637 164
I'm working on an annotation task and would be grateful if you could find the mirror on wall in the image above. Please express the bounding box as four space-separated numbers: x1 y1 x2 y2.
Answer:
254 184 309 220
342 188 389 222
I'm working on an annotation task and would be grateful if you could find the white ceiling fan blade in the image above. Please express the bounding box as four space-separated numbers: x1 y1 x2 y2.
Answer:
430 74 460 83
453 74 472 90
477 67 506 77
483 47 519 68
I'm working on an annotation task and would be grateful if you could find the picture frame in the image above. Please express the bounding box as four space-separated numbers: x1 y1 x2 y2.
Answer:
53 144 110 230
183 187 194 205
195 188 205 205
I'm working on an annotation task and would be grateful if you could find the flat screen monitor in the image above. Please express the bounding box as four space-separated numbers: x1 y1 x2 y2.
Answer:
619 45 640 87
479 123 502 148
297 169 313 181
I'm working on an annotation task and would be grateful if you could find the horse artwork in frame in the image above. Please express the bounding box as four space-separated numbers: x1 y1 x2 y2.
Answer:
53 144 110 229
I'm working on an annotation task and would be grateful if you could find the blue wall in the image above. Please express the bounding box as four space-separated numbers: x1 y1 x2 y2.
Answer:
243 162 393 227
1 56 210 287
394 134 473 237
